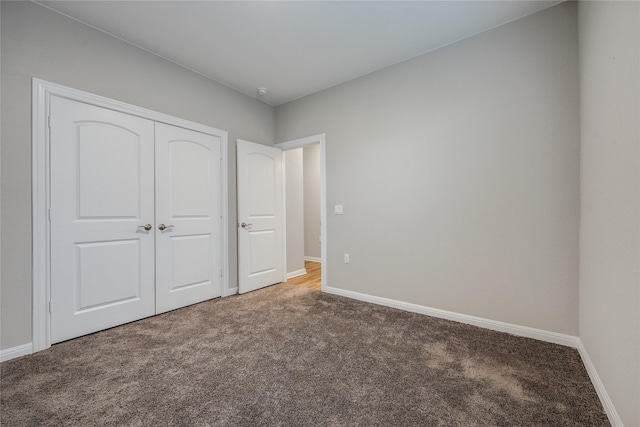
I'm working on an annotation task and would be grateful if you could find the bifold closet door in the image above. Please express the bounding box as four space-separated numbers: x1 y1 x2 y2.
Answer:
50 96 156 344
154 123 222 313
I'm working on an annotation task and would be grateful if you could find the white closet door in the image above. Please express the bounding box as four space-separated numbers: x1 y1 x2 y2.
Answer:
155 123 222 313
50 96 156 344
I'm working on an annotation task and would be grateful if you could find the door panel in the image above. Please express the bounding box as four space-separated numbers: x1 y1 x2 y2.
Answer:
50 96 155 344
75 239 141 311
155 123 222 313
237 140 284 293
169 234 213 290
77 124 142 219
248 230 277 275
169 142 213 218
248 153 277 215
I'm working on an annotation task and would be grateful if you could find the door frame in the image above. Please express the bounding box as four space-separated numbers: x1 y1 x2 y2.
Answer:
275 134 327 292
32 78 229 352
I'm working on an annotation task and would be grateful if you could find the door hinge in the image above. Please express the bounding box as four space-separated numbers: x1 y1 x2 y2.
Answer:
48 115 52 129
48 301 51 313
48 208 51 222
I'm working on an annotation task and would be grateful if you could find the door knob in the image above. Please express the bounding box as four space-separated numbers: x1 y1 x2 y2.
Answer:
241 222 252 228
158 224 174 231
138 224 152 231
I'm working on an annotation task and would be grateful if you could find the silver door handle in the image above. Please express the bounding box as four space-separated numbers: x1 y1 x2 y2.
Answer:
241 222 252 228
138 224 152 231
158 224 174 231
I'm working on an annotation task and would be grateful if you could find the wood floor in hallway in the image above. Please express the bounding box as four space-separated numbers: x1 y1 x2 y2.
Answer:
287 261 321 291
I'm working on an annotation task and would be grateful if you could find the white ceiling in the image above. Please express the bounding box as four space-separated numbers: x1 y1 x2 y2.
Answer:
37 1 562 106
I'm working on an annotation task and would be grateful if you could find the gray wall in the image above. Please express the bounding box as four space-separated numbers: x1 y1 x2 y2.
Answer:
284 148 305 275
276 2 580 335
0 1 275 350
303 144 322 260
578 2 640 425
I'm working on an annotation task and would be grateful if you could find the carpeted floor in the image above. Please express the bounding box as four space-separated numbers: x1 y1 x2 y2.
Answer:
1 283 609 426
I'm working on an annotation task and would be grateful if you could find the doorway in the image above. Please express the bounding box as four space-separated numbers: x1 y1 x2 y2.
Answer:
277 134 327 292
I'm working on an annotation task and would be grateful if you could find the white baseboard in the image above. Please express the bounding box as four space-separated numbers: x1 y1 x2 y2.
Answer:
324 286 579 348
304 256 322 263
0 343 33 362
223 287 238 297
286 269 307 280
576 340 623 427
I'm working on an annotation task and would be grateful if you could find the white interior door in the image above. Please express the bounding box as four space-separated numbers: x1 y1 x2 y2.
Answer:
155 123 222 313
237 139 284 293
50 96 155 343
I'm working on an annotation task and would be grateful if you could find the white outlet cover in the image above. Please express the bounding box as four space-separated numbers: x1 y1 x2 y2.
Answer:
335 205 343 215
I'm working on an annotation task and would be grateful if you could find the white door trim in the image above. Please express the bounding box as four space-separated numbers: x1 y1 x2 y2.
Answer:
32 78 229 353
275 134 327 292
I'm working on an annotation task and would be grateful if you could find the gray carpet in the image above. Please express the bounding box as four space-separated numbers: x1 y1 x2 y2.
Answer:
1 283 609 426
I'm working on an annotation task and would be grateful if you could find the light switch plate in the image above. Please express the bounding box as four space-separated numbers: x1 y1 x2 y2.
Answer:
334 205 343 215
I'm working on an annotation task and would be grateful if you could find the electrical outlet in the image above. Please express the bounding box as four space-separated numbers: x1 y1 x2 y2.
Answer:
344 254 350 264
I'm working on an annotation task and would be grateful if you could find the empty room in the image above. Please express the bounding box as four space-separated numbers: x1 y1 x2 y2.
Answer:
1 1 638 426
